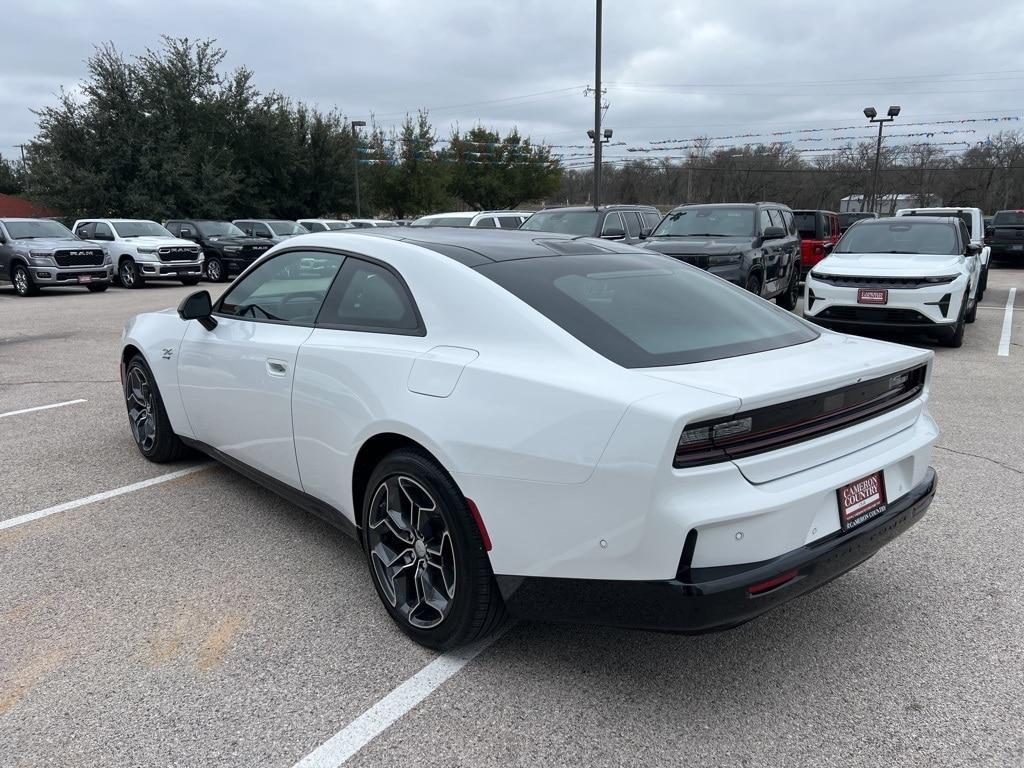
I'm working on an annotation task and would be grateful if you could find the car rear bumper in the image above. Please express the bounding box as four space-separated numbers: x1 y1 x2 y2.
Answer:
496 467 936 633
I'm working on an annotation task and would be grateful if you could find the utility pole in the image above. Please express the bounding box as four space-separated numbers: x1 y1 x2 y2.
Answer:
17 144 27 164
863 106 900 213
351 120 366 217
593 0 602 209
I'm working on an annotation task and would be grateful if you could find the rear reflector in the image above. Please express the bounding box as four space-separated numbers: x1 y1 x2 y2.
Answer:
747 569 798 595
465 498 492 551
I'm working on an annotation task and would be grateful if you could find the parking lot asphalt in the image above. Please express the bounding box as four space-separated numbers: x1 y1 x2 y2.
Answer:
1 268 1022 767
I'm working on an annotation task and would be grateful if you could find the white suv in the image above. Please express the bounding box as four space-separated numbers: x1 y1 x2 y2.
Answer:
804 216 982 348
73 218 204 288
410 211 529 229
896 206 990 300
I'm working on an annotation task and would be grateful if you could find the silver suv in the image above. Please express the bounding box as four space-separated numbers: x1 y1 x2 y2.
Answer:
232 219 310 242
0 218 113 296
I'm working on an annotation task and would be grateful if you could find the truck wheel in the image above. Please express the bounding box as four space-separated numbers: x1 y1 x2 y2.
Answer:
775 269 800 310
744 270 763 297
86 283 109 293
978 266 988 300
119 259 144 289
205 256 227 282
940 294 968 348
966 293 978 323
12 263 39 296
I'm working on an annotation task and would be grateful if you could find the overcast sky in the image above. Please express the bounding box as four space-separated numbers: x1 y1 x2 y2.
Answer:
4 0 1024 168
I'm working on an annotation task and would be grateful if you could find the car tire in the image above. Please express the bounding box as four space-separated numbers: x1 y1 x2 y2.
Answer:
180 277 200 286
205 256 227 283
978 266 988 300
119 259 144 289
744 270 763 297
86 283 109 292
124 354 189 462
776 268 800 310
939 295 968 348
966 293 978 323
361 447 505 650
12 263 38 296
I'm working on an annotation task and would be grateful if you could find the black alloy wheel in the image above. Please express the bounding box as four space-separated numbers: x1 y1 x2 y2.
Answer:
776 268 800 311
205 256 227 282
745 270 763 297
12 263 38 296
362 448 505 650
124 355 188 461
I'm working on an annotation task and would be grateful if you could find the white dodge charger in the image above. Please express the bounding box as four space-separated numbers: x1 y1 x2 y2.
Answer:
120 229 938 648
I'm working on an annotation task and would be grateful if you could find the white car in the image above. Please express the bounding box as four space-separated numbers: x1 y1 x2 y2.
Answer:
804 216 982 347
410 211 529 229
120 229 938 649
297 219 356 232
348 219 399 228
73 218 204 288
233 219 310 243
896 206 990 300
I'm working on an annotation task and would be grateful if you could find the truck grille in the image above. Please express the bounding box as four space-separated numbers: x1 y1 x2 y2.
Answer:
811 273 950 289
54 249 104 267
158 246 200 262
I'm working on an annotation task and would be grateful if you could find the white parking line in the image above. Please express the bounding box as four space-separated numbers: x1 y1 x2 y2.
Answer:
998 287 1017 357
0 465 207 531
292 624 512 768
0 399 87 419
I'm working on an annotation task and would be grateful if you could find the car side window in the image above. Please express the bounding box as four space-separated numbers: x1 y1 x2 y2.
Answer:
601 213 625 237
317 256 422 333
497 216 521 229
781 210 796 235
644 212 662 230
76 222 96 239
476 217 497 229
94 222 114 240
760 209 773 233
218 250 345 325
623 211 641 238
165 222 180 236
959 220 971 250
253 223 273 238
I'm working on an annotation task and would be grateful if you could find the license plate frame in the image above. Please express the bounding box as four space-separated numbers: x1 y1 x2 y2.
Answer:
857 288 888 305
77 274 93 284
837 471 888 532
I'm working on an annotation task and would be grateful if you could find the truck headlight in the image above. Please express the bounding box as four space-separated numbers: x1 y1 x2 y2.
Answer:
708 253 740 267
29 251 55 266
136 246 159 261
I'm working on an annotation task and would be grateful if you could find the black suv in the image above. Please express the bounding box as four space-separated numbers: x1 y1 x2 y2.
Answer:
520 205 663 245
642 202 802 309
164 219 275 282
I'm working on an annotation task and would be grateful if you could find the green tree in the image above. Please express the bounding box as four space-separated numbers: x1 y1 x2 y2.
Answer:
445 126 561 209
0 156 25 195
365 111 451 217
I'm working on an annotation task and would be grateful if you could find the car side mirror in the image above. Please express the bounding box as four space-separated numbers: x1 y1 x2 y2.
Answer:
95 232 114 242
602 227 626 240
179 228 195 239
966 242 982 256
639 226 652 239
178 290 217 331
762 226 786 240
822 242 835 254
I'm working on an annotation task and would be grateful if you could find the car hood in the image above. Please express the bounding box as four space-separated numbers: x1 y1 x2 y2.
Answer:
124 236 198 248
11 237 96 251
642 237 753 257
637 333 932 483
814 252 964 276
205 235 274 246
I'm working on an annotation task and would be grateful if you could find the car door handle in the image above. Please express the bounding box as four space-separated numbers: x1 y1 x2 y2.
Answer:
266 359 289 377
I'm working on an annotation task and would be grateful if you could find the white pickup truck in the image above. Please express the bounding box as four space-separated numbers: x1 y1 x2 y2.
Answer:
73 218 204 288
896 206 990 300
804 215 983 348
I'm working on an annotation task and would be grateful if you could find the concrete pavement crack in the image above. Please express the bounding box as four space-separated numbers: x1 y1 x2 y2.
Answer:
934 445 1023 475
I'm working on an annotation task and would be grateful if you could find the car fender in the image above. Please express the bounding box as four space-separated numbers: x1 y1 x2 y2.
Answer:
122 311 194 438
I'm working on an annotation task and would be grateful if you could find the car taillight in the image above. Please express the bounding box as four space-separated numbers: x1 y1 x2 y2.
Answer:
673 365 927 468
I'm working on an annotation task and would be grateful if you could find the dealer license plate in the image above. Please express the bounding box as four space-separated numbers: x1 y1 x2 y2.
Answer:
857 288 887 305
837 471 888 532
77 275 93 284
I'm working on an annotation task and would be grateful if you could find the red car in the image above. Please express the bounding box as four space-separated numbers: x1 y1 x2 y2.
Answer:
793 210 840 278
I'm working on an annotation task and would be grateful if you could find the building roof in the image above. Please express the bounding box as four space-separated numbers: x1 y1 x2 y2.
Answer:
0 194 59 218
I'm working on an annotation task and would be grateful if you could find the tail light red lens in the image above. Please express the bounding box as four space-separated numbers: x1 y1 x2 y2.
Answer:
747 569 798 595
674 364 927 468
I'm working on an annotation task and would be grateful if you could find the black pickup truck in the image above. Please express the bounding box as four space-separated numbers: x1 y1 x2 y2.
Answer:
985 210 1024 262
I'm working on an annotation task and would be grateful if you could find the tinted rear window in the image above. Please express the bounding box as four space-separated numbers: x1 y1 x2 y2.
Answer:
794 212 819 238
992 211 1024 226
477 254 817 368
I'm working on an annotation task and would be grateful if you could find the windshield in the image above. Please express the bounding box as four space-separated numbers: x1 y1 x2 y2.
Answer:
197 221 246 238
269 221 309 236
477 253 817 368
4 219 75 239
326 221 354 230
112 220 172 238
410 217 472 227
992 211 1024 226
520 210 600 236
651 207 755 237
902 211 972 235
835 221 959 255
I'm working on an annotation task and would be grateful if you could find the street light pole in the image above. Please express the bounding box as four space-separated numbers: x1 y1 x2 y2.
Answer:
592 0 603 208
352 120 366 217
863 106 900 214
